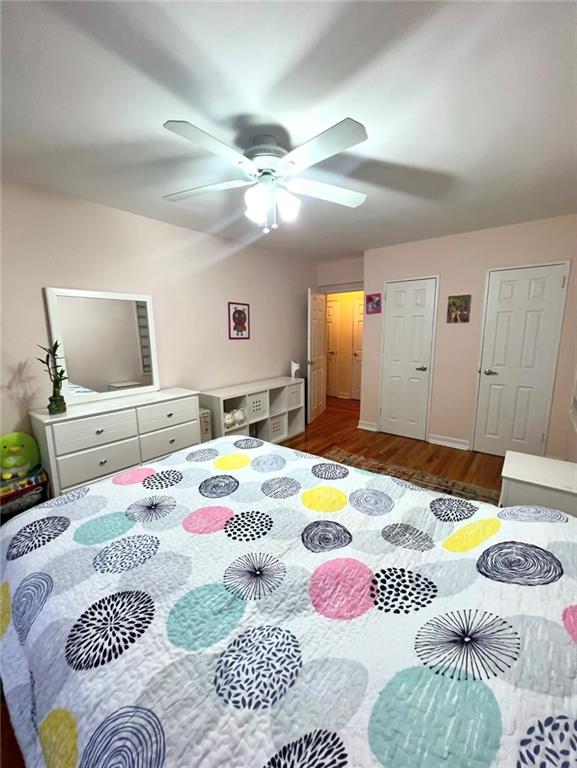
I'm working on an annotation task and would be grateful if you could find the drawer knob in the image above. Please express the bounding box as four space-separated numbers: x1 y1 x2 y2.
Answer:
99 458 108 466
169 438 176 444
167 412 174 418
95 428 104 435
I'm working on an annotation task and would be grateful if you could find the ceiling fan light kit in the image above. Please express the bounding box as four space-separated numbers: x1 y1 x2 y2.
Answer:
163 118 368 233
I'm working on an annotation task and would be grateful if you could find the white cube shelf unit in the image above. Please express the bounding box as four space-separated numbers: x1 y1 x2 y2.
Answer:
200 377 305 443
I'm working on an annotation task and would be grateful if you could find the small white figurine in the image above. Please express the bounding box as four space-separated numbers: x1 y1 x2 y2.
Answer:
233 408 245 425
223 411 235 429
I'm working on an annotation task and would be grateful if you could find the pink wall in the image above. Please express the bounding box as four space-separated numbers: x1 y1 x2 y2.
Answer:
362 215 577 459
317 257 364 288
1 183 315 432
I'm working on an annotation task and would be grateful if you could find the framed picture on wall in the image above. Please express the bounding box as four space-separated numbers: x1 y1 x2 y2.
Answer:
228 301 250 339
447 295 471 323
366 293 382 315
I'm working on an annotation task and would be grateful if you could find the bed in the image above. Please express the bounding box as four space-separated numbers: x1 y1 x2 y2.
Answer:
1 436 576 768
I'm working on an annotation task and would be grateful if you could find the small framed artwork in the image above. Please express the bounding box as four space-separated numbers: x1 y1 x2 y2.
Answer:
366 293 382 315
447 295 471 323
228 301 250 339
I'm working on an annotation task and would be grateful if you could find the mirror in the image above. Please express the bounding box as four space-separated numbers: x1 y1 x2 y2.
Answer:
44 288 159 402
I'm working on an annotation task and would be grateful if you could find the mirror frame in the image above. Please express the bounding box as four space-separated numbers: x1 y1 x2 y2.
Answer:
44 287 160 404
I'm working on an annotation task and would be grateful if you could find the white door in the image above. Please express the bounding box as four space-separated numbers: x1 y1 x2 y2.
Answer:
380 278 436 440
352 294 364 400
474 263 568 456
307 289 327 423
326 296 339 397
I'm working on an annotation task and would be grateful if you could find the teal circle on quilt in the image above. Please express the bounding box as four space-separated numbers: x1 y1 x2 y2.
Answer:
368 666 501 768
73 512 135 545
166 583 245 651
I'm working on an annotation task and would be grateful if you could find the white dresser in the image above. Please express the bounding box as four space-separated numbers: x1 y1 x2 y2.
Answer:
30 388 200 497
499 450 577 517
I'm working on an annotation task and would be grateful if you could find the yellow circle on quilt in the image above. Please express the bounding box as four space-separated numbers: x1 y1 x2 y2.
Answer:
0 582 10 638
213 454 250 471
443 518 501 553
39 709 78 768
301 486 348 513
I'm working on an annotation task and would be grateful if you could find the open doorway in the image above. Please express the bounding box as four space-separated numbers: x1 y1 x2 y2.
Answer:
326 291 364 400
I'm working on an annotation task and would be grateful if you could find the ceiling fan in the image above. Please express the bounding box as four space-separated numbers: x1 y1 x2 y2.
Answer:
163 118 368 233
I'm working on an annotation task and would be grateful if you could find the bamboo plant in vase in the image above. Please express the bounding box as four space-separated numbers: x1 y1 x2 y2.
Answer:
37 341 68 415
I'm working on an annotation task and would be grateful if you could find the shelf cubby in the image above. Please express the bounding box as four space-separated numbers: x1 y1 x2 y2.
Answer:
200 377 305 444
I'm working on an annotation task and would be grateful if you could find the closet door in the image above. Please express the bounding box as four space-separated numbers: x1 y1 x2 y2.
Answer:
379 278 436 440
473 264 568 456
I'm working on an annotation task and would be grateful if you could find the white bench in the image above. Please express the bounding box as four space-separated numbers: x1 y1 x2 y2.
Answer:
499 450 577 517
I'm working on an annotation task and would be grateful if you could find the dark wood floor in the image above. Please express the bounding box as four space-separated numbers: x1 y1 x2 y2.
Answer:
284 397 504 491
0 398 503 767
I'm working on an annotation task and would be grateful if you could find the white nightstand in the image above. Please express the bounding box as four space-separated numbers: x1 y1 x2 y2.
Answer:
499 451 577 517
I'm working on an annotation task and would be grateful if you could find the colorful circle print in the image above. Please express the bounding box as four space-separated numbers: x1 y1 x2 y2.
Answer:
311 463 349 480
113 467 156 485
349 489 393 516
65 591 154 671
166 583 244 652
310 558 374 620
142 470 183 490
79 706 165 768
224 511 273 542
183 506 234 534
199 475 239 498
7 517 70 561
368 666 502 768
213 454 250 471
262 477 301 499
371 568 437 614
301 487 348 513
214 625 302 709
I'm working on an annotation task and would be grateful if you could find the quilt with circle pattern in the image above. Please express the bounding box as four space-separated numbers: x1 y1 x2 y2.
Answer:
0 436 576 768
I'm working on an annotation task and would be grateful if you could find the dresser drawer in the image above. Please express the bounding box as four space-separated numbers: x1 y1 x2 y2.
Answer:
57 437 140 489
53 410 138 455
139 421 200 462
136 396 199 434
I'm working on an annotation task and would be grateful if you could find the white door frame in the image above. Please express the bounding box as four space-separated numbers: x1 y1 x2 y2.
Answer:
378 275 439 439
472 260 570 455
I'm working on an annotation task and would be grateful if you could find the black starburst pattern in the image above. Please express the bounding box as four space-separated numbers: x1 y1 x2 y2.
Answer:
65 591 154 671
223 553 286 600
126 495 176 523
7 517 70 561
415 609 521 681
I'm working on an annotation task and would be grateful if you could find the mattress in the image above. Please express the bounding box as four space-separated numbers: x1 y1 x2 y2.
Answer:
1 436 575 768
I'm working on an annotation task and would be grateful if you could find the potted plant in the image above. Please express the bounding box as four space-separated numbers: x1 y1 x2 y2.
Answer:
36 341 67 415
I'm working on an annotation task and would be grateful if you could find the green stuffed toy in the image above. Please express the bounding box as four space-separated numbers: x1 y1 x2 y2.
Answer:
1 433 40 481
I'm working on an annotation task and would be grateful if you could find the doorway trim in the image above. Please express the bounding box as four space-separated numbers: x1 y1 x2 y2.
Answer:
377 275 439 440
472 260 570 456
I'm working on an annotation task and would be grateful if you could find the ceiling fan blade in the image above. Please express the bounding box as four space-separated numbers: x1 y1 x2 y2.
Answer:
163 179 253 202
164 120 258 177
279 118 367 176
285 178 366 208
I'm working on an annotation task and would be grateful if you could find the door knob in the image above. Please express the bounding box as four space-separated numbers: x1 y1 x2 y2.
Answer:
415 365 428 371
484 369 499 375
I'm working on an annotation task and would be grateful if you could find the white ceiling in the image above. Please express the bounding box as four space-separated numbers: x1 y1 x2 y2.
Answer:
2 1 575 261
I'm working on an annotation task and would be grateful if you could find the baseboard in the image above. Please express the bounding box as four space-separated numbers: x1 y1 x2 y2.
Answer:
428 433 471 451
358 420 378 432
337 393 351 400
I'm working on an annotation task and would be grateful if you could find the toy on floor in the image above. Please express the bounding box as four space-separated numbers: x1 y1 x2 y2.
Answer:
1 432 40 481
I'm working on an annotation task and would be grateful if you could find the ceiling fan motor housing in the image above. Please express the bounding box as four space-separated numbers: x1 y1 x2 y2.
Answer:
244 135 288 175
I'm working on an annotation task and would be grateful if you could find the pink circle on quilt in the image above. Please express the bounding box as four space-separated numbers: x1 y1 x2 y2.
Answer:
112 467 156 485
183 506 234 534
562 604 577 642
310 557 374 620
